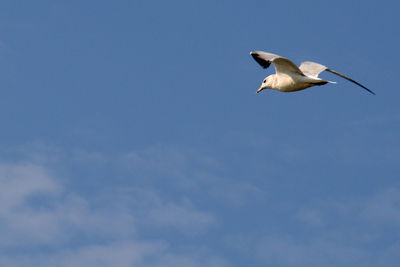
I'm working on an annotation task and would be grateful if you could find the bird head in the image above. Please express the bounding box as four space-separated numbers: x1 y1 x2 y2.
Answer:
256 76 272 93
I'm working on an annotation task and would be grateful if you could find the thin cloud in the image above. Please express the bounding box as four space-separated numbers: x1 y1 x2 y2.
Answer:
118 144 266 207
0 158 224 266
245 188 400 266
256 236 368 267
362 187 400 224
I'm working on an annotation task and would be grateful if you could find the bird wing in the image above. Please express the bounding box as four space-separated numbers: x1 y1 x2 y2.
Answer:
299 61 375 95
299 61 327 78
325 68 375 95
250 51 304 76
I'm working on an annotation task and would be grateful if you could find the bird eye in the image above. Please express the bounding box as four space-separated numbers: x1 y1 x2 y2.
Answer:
263 79 266 83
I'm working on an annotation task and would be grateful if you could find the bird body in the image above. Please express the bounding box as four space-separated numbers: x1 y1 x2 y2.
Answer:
250 51 375 95
261 73 331 93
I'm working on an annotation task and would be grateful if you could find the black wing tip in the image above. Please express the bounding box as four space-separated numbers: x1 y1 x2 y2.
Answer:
366 89 376 95
350 83 376 95
326 68 375 95
352 83 376 95
250 52 271 69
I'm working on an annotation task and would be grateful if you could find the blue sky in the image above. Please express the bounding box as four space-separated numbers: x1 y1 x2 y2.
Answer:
0 1 399 266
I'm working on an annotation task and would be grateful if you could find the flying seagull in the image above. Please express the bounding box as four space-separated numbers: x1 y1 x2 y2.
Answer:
250 51 375 95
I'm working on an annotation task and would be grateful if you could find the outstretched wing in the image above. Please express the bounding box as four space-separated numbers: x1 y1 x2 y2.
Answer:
250 51 304 76
326 68 375 95
299 61 327 78
250 51 280 69
300 61 375 95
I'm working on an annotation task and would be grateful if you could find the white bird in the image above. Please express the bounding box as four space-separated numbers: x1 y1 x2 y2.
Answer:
250 51 375 95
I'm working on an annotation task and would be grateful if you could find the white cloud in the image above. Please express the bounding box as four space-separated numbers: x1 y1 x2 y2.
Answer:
2 141 400 266
0 158 224 266
256 236 368 267
0 162 137 247
44 241 166 267
362 187 400 224
0 163 59 211
296 209 324 227
0 163 62 246
118 145 266 207
147 200 215 234
245 187 400 267
0 240 231 267
119 145 191 176
112 187 216 235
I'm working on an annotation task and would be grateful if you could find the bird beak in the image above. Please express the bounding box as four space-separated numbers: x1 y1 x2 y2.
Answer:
256 87 264 93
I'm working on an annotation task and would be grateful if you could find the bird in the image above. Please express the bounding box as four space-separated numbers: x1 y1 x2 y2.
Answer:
250 51 375 95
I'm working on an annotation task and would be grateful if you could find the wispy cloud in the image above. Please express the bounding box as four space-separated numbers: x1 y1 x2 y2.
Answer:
241 187 400 267
362 187 400 224
0 239 231 267
118 144 266 207
0 163 61 246
0 147 228 266
6 142 400 266
296 208 324 227
255 235 368 267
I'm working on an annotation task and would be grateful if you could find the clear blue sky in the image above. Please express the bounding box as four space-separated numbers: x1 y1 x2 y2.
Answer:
0 1 399 266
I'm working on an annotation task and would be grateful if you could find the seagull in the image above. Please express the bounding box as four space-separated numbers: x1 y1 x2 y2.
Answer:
250 51 375 95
